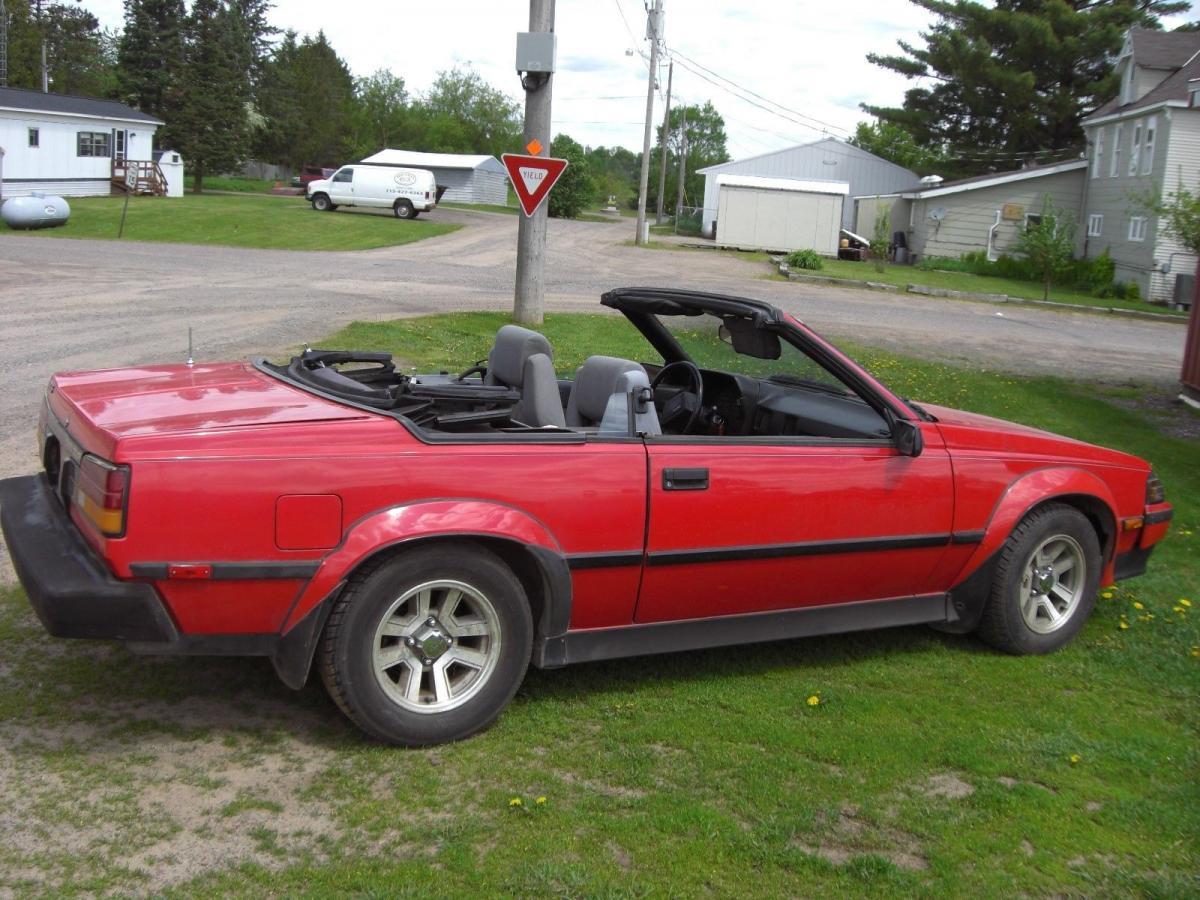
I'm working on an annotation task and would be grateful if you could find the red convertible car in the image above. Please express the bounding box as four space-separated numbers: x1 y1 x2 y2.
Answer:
0 288 1172 746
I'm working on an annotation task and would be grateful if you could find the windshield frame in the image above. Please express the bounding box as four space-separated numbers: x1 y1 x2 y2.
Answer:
603 287 914 425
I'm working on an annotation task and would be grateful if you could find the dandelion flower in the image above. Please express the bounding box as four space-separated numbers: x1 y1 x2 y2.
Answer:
1180 599 1192 608
806 694 821 707
1119 621 1129 630
1101 591 1115 600
1133 601 1144 610
1173 606 1185 614
535 796 547 806
509 797 523 807
1191 646 1199 659
1069 754 1082 765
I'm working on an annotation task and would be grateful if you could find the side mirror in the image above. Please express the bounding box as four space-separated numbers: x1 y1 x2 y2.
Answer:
892 418 924 457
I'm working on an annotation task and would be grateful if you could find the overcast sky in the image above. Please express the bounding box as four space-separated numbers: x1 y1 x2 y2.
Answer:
78 0 1197 161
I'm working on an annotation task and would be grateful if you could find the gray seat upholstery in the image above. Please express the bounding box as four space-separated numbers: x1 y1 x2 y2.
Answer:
565 356 662 436
483 325 566 428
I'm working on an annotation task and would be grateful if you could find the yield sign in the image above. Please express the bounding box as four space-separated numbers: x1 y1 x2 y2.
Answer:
501 153 569 217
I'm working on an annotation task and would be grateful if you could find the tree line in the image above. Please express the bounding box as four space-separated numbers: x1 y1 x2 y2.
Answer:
1 0 729 212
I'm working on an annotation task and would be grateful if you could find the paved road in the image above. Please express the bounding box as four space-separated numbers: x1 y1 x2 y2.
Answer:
0 207 1186 484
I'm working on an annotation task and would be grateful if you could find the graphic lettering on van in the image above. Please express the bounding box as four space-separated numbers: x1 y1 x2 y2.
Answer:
393 172 417 187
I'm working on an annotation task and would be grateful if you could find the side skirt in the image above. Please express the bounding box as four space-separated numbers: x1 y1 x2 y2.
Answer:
536 593 953 668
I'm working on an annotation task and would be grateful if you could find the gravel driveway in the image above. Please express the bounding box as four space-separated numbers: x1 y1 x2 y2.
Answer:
0 207 1186 484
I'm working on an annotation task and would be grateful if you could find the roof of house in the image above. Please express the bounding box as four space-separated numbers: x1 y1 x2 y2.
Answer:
361 149 505 172
855 159 1086 201
697 137 917 180
1129 29 1200 70
1086 29 1200 121
716 174 849 195
0 86 163 124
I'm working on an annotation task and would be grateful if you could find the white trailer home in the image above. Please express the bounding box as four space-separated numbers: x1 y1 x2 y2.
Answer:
0 87 164 199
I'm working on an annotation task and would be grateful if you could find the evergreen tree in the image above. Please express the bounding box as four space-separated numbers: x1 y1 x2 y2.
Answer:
863 0 1189 177
849 121 948 175
2 0 112 94
174 0 250 190
117 0 186 142
253 30 353 168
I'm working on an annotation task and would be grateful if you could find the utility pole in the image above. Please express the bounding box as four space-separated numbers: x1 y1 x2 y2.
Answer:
655 59 672 225
634 0 662 246
675 105 687 219
35 0 47 92
513 0 555 326
0 0 8 88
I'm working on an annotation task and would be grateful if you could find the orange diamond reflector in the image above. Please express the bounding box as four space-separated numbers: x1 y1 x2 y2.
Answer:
526 139 543 155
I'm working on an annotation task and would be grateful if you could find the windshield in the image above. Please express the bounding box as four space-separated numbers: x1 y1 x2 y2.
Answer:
659 313 854 395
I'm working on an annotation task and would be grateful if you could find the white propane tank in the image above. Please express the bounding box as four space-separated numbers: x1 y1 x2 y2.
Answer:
1 193 71 230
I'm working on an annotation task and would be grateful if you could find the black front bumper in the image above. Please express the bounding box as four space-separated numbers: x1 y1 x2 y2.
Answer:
0 474 177 642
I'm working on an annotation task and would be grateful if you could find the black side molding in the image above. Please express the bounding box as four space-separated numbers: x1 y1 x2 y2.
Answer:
129 561 321 580
536 593 951 668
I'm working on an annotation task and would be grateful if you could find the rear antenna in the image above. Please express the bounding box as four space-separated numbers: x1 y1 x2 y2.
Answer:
186 326 194 367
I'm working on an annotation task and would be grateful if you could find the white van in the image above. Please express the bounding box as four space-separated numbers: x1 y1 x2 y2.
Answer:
307 165 438 219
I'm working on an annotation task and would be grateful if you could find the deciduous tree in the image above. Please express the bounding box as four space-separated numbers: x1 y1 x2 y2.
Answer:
1015 196 1077 300
548 134 594 219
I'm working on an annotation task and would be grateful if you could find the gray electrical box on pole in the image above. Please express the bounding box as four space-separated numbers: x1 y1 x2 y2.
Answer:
513 0 556 326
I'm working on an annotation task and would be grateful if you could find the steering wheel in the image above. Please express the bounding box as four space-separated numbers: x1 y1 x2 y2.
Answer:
650 360 705 435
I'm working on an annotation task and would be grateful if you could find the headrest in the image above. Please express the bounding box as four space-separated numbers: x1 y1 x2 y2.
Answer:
488 325 553 388
572 356 643 422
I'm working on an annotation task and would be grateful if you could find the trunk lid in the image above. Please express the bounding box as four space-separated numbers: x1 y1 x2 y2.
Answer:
49 362 370 458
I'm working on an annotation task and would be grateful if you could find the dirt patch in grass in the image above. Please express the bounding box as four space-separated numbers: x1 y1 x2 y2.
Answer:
793 804 930 871
923 772 975 799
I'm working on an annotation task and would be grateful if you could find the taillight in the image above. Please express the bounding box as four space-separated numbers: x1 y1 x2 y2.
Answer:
75 454 130 537
1146 471 1166 505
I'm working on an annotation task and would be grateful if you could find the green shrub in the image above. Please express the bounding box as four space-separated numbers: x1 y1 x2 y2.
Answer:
1123 280 1140 300
785 249 823 271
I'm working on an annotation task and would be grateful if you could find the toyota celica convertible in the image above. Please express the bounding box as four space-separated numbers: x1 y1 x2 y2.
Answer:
0 288 1173 746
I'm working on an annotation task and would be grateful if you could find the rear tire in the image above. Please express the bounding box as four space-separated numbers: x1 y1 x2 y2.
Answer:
975 504 1101 655
318 543 533 746
394 199 416 219
311 193 335 212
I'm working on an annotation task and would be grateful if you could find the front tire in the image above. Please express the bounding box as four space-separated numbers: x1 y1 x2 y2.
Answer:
318 544 533 746
394 199 416 219
311 193 335 212
976 504 1101 655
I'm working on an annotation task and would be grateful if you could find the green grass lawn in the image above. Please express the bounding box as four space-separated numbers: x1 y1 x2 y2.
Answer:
12 193 460 251
794 257 1187 317
440 201 518 215
1 312 1196 895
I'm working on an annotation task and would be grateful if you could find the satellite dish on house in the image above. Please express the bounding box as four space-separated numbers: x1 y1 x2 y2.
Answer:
930 207 947 221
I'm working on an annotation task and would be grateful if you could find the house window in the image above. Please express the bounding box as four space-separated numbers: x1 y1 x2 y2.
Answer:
76 131 111 157
1129 122 1142 175
1092 128 1104 178
1088 214 1103 237
28 128 39 148
1141 117 1156 175
1128 216 1148 241
1024 213 1043 229
1110 124 1123 177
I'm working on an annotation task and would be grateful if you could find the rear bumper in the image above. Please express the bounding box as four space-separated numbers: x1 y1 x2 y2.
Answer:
0 474 177 642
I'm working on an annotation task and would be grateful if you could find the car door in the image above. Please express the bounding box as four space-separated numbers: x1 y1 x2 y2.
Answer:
636 427 954 623
329 167 355 205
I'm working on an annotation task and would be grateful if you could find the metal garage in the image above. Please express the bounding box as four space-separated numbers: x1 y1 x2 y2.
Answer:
715 175 848 255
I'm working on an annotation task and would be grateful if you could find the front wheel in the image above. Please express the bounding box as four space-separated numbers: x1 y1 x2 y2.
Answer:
318 544 533 746
975 504 1101 655
311 193 335 212
394 199 416 219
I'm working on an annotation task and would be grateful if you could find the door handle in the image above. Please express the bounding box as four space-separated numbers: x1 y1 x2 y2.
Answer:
663 468 709 491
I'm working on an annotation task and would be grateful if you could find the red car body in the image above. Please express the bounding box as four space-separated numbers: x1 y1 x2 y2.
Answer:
0 288 1172 743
